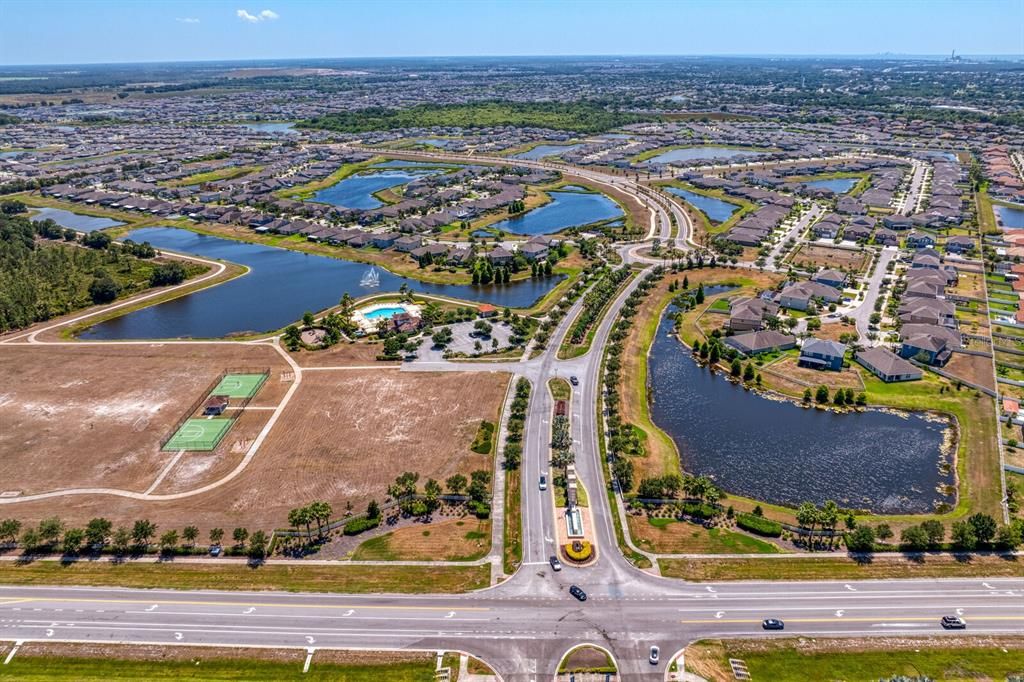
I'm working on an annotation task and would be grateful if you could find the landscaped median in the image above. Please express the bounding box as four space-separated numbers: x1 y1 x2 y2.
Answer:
0 642 463 681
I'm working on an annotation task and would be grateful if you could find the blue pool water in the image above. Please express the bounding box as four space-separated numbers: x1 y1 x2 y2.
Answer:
363 306 408 320
665 187 739 224
487 190 623 236
311 169 442 210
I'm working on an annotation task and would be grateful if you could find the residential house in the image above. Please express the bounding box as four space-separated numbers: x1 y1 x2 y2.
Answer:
724 330 796 356
728 297 780 332
811 269 848 290
798 338 847 371
898 324 960 366
906 231 936 249
777 281 842 311
855 347 923 382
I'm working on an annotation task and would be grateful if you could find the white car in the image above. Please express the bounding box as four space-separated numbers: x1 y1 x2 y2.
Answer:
649 646 660 665
539 475 547 491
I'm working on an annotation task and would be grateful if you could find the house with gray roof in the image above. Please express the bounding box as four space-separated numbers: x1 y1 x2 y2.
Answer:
798 338 847 371
856 347 922 382
724 330 796 356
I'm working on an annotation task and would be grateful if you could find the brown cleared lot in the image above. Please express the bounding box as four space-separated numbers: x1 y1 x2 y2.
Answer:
1 361 508 533
788 243 869 273
0 343 286 496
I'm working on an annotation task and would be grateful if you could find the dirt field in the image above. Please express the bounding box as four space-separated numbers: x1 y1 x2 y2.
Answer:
762 356 866 391
944 352 996 391
788 244 870 274
0 343 286 496
1 365 509 532
815 319 859 343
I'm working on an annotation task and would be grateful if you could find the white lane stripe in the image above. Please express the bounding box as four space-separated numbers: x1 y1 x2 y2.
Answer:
123 611 491 622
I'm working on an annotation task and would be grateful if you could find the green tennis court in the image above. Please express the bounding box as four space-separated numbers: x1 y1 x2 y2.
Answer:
210 373 267 399
163 418 234 451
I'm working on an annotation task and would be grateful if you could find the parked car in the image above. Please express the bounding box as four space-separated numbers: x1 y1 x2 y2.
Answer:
941 615 966 629
762 618 785 630
569 585 587 601
209 545 222 557
569 376 579 386
649 645 660 665
539 475 547 491
549 555 562 571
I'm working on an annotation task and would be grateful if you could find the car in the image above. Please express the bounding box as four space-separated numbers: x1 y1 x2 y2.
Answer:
941 615 966 629
649 645 660 665
539 475 547 491
209 545 222 557
761 618 785 630
569 375 579 386
569 585 587 601
549 555 562 571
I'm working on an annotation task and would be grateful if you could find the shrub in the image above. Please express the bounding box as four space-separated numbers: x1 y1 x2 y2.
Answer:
736 513 782 537
564 540 593 562
342 517 380 536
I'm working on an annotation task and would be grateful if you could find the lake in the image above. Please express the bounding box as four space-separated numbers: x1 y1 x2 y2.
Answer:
30 207 124 232
80 228 562 339
644 146 766 165
996 204 1024 229
487 190 623 236
241 122 297 134
512 144 583 160
803 178 859 194
647 305 953 513
666 187 739 224
311 169 442 210
415 138 450 148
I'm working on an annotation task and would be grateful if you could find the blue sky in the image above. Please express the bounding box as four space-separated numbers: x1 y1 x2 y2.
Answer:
1 0 1022 65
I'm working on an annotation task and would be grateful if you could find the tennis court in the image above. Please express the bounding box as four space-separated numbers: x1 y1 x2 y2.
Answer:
210 373 267 399
163 418 234 451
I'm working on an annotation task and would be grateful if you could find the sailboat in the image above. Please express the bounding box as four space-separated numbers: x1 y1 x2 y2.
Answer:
360 266 381 288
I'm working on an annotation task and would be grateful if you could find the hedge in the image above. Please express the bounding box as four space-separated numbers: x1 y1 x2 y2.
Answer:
342 516 381 536
736 512 783 537
681 502 719 520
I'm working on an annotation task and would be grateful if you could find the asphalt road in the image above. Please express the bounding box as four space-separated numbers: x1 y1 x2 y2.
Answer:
1 579 1021 679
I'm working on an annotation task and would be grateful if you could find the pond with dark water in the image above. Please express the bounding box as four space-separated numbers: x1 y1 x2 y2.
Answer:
803 178 859 194
30 207 124 232
996 204 1024 229
81 227 562 340
647 304 954 513
487 190 622 236
665 187 739 224
311 169 443 210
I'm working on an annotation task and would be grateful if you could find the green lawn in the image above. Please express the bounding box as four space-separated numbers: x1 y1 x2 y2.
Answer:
691 638 1024 682
1 654 437 681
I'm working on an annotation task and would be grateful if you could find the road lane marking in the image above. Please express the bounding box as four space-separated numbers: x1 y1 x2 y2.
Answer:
681 615 1024 625
14 597 486 613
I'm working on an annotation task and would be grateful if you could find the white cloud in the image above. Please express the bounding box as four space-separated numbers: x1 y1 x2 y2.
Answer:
176 17 200 24
237 8 279 23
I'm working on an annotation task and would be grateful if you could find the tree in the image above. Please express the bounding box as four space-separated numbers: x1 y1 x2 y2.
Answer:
695 284 705 304
815 385 830 404
302 311 315 328
149 261 186 286
424 478 442 509
38 517 64 546
85 517 112 548
248 530 268 560
232 527 249 548
159 530 179 554
803 387 812 403
131 519 157 548
995 524 1022 550
951 520 977 550
730 358 742 377
20 528 40 552
743 363 755 382
0 519 22 545
875 523 894 542
89 273 119 304
209 528 224 545
901 525 930 551
846 525 875 552
796 502 820 549
833 388 845 405
82 231 112 249
967 513 997 546
61 528 85 555
183 525 199 547
820 500 839 549
111 527 131 555
445 474 468 495
367 500 381 520
920 519 945 547
289 506 313 539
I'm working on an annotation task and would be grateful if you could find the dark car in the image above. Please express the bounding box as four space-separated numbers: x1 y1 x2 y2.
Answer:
549 555 562 571
941 616 966 629
761 618 785 630
569 376 579 386
569 585 587 601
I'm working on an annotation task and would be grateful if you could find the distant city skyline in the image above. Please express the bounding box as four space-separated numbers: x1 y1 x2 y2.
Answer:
1 0 1022 66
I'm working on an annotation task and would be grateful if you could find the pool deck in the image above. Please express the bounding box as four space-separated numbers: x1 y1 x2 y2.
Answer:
353 302 422 335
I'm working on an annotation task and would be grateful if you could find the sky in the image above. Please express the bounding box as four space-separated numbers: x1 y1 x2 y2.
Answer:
1 0 1022 65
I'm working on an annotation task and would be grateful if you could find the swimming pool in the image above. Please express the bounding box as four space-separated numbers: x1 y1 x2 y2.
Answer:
363 306 408 320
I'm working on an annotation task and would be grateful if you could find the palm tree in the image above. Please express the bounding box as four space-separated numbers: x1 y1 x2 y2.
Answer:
796 502 820 551
183 526 199 548
820 501 839 550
